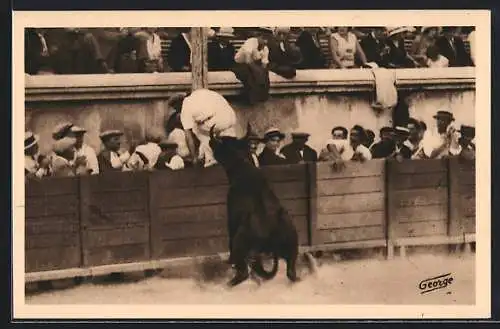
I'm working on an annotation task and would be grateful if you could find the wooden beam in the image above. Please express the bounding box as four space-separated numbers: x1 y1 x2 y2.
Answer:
190 27 208 90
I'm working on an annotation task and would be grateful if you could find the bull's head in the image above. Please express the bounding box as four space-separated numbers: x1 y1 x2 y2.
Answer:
208 123 253 169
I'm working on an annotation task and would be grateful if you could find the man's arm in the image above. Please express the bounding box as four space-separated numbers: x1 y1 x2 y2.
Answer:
184 128 199 165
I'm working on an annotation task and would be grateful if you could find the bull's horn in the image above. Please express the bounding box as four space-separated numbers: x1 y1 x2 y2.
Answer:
244 122 253 139
210 124 221 141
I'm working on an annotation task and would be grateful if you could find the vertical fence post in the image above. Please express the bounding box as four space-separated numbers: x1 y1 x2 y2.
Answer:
190 27 208 90
306 162 318 247
78 176 91 267
148 172 159 260
385 159 396 259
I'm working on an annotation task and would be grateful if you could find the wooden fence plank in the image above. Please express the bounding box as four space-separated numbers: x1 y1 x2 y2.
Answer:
83 225 149 248
316 160 385 180
307 162 318 247
271 180 308 199
395 221 448 238
87 211 151 227
84 244 150 267
317 192 385 215
156 237 229 258
157 204 227 224
317 176 383 196
317 211 385 229
25 220 79 235
261 163 308 183
151 166 228 189
89 190 149 213
393 188 448 208
317 225 385 244
392 172 448 191
25 195 79 218
25 177 79 197
159 220 227 241
388 159 447 174
156 185 229 208
393 205 448 223
26 232 80 249
25 247 81 273
88 171 148 192
448 158 476 237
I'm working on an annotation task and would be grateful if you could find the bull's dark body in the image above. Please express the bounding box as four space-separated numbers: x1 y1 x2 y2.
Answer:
209 127 300 287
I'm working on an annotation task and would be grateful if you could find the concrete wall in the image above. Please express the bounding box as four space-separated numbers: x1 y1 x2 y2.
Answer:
25 68 475 154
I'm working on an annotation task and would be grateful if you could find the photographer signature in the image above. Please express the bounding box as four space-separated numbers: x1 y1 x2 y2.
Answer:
418 273 454 294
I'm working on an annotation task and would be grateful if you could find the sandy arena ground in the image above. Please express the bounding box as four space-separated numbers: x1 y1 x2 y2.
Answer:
25 252 475 305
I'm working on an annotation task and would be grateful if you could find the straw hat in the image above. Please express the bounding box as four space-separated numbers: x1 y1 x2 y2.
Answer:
52 122 74 140
263 128 285 141
53 137 76 155
386 26 414 37
216 27 235 38
99 130 124 141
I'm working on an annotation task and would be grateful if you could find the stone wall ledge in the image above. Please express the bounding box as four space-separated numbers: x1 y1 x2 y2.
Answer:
25 67 475 102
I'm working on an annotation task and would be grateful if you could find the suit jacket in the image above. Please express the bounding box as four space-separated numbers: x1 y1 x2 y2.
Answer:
258 147 289 166
110 32 140 73
370 140 396 159
265 36 302 79
295 31 326 69
435 36 473 67
360 33 389 67
25 29 48 74
207 40 236 71
168 34 191 72
280 143 318 164
384 37 414 68
97 149 122 173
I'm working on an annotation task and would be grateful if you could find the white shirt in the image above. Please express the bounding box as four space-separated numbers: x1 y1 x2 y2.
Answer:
168 128 190 158
75 144 99 174
251 153 260 167
180 89 237 137
403 139 426 159
426 54 449 68
345 144 372 161
146 33 162 60
331 32 358 67
234 37 269 65
327 139 352 161
422 128 462 159
163 154 185 170
468 30 475 65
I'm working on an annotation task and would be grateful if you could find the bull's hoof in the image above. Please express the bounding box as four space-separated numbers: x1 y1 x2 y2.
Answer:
227 272 250 287
287 273 301 283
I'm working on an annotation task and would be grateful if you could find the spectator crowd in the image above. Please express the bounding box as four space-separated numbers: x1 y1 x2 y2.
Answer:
25 26 475 76
25 88 475 180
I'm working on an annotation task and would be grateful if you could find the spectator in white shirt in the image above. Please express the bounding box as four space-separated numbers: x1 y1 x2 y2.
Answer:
67 125 99 175
422 110 462 159
170 89 238 168
247 133 262 168
154 139 185 171
347 125 372 162
425 45 449 68
25 131 51 179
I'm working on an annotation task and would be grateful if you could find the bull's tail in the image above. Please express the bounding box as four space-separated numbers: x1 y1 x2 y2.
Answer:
251 253 279 280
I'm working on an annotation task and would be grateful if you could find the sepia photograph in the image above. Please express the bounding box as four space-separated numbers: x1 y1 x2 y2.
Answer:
12 10 490 319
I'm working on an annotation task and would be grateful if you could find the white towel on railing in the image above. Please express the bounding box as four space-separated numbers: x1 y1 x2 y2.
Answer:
370 68 398 111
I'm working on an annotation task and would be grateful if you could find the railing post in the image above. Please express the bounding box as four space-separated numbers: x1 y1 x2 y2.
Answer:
306 162 318 247
385 159 396 259
190 27 208 90
78 176 91 267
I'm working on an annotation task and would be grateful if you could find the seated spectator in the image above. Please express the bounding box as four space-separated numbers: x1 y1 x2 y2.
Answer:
97 130 130 172
25 131 51 179
364 129 376 149
370 126 396 159
165 94 195 167
348 125 372 162
168 28 192 72
410 26 439 67
422 110 462 159
110 27 140 73
329 26 368 69
208 27 236 71
52 28 111 74
281 132 318 164
319 126 350 162
295 27 327 69
390 126 411 160
359 27 390 68
25 28 53 75
265 27 303 79
154 139 185 170
51 137 87 177
233 32 271 104
458 125 475 160
258 128 288 166
384 26 419 68
136 28 164 73
425 45 449 68
68 125 99 175
247 133 263 167
402 118 427 159
436 27 473 67
468 28 476 66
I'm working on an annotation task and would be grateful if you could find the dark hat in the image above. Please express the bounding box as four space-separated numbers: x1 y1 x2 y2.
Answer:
99 129 123 141
158 138 178 149
380 126 395 134
25 131 39 150
395 126 410 135
433 110 455 121
167 93 188 110
460 125 475 138
247 133 263 142
52 122 74 140
263 127 285 141
291 132 310 139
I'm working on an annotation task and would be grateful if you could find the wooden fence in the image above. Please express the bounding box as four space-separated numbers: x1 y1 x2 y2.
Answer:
25 158 476 280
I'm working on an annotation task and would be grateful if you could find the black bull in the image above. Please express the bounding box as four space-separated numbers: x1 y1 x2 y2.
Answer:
209 125 301 287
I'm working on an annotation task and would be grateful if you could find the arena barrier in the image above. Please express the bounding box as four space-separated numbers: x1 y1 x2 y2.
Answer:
24 158 475 282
